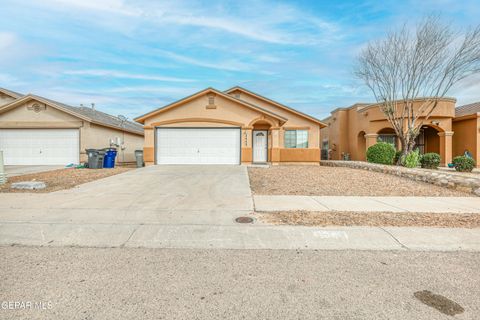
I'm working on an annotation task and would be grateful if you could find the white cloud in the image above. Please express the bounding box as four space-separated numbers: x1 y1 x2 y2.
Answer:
63 69 195 82
44 0 141 16
33 0 339 45
0 32 16 50
106 85 198 95
154 50 253 72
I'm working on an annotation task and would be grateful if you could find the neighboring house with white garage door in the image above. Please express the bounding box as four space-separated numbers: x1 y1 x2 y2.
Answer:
135 86 326 165
0 89 144 165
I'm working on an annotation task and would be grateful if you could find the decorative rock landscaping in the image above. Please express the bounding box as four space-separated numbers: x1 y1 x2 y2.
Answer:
321 160 480 196
11 181 47 190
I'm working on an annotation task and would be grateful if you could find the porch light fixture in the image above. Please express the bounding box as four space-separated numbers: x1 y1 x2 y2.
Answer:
431 121 440 126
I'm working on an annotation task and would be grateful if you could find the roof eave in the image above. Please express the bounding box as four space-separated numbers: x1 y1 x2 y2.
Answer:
134 87 289 124
224 86 327 127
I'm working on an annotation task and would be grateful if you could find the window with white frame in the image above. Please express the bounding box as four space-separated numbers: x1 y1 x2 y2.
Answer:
284 130 308 148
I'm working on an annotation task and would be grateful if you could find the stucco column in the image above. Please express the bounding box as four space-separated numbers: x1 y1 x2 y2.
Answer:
364 133 378 151
438 131 454 166
241 128 253 163
143 127 155 165
270 127 281 164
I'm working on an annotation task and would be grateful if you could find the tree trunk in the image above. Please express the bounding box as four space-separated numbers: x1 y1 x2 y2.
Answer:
396 137 407 165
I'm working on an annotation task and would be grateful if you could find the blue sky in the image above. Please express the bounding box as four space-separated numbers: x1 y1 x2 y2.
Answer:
1 0 479 121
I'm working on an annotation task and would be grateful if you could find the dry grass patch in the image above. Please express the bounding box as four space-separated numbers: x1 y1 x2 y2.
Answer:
248 166 472 197
0 167 132 193
257 211 480 228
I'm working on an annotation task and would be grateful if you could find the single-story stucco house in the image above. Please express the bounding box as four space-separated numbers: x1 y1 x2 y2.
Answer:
134 86 326 165
321 98 480 167
0 88 144 165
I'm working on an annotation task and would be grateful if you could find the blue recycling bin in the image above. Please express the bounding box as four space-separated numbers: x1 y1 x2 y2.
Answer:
103 148 117 168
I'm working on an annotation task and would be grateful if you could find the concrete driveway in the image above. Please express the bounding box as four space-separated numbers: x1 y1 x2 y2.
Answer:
0 165 254 226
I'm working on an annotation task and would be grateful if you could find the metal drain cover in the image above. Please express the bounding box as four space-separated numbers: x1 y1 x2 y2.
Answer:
235 216 254 224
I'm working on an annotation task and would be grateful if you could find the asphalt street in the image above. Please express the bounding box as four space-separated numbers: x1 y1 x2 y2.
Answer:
1 246 479 320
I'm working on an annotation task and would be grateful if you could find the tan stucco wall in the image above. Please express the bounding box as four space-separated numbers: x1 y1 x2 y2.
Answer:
141 91 321 165
0 99 144 163
0 93 17 107
321 99 456 165
228 90 321 149
80 123 144 163
453 116 479 167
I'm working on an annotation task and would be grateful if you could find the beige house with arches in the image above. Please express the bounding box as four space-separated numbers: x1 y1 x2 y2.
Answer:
320 97 479 166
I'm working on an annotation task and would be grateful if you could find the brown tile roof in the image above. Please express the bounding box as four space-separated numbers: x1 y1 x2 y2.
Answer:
456 102 480 117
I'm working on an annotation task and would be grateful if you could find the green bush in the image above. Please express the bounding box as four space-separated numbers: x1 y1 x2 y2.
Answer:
394 150 403 164
404 149 421 168
366 142 396 165
452 156 476 172
420 153 441 169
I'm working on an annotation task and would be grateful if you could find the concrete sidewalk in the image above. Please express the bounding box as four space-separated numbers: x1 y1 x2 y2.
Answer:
254 195 480 213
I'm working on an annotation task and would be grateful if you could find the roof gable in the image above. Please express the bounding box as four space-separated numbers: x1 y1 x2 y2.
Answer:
134 87 288 124
224 86 326 127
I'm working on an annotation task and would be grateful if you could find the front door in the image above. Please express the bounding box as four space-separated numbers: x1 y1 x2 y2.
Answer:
253 130 268 163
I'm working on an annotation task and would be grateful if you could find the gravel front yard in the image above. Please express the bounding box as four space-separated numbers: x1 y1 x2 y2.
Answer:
257 211 480 228
0 167 132 193
248 166 472 197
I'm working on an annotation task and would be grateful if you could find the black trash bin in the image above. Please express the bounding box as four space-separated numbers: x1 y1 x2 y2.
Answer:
86 149 105 169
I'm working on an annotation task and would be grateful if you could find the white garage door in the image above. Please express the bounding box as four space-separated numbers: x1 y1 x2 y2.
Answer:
156 128 241 165
0 129 80 165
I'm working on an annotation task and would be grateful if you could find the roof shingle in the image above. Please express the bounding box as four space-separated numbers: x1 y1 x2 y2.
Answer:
456 102 480 117
31 95 144 134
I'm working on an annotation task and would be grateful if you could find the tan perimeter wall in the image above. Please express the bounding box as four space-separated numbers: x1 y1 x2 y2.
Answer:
141 91 321 165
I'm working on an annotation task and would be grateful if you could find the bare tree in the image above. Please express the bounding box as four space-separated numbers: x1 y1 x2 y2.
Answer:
355 16 480 164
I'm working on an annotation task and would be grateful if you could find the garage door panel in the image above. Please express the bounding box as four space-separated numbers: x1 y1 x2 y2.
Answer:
156 128 240 165
0 129 80 165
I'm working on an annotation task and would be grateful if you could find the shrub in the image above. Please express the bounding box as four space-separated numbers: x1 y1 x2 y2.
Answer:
404 149 421 168
394 150 403 165
366 142 396 165
420 153 441 169
452 156 476 172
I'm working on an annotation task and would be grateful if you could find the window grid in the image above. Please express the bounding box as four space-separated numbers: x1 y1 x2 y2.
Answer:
284 130 308 148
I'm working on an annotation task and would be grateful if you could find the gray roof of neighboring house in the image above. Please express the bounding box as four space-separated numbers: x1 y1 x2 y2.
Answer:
33 95 144 135
456 102 480 117
0 87 24 98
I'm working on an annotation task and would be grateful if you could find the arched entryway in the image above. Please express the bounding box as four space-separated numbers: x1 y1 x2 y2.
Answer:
251 120 272 163
357 131 366 161
416 125 441 155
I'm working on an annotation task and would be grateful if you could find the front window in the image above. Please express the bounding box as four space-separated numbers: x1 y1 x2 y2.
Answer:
377 134 397 148
285 130 308 148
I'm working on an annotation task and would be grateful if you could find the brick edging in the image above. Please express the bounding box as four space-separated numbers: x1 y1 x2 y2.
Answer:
321 160 480 196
